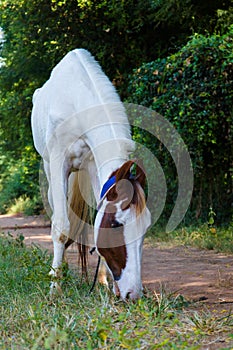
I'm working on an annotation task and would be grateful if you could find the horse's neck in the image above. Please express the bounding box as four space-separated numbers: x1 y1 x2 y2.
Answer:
87 156 126 202
80 103 134 199
82 115 133 197
98 158 127 188
93 139 129 186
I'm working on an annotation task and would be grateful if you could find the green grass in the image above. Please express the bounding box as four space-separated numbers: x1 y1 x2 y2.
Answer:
0 232 233 349
150 223 233 254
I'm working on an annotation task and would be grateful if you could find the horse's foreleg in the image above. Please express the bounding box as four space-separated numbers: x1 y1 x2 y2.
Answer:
49 228 69 294
98 259 120 296
48 158 70 293
98 259 108 286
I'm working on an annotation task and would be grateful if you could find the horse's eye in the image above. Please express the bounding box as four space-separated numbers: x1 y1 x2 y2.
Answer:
110 220 123 229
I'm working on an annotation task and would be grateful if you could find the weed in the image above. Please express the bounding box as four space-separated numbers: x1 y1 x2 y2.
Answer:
0 233 233 349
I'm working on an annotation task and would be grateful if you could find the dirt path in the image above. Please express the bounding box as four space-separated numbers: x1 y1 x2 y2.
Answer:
1 214 233 311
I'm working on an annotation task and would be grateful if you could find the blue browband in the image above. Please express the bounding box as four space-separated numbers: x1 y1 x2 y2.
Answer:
100 175 116 200
100 172 136 200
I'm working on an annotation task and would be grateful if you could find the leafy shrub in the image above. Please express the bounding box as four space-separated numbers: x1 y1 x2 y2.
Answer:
0 145 42 214
128 26 233 224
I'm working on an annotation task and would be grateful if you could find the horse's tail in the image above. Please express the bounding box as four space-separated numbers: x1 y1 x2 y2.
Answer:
67 170 91 278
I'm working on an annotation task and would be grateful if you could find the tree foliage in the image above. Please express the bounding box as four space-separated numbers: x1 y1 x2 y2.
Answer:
0 0 231 151
128 26 233 223
0 0 232 219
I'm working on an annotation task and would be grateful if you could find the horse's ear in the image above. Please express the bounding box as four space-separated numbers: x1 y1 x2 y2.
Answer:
115 160 135 182
116 159 146 189
135 160 146 190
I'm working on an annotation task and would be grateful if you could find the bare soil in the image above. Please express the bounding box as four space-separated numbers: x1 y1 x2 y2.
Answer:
1 214 233 313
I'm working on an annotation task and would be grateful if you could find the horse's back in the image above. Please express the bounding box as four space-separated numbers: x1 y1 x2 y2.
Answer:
31 49 121 156
32 49 120 120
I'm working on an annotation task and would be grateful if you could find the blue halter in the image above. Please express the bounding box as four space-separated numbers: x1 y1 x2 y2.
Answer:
100 175 116 200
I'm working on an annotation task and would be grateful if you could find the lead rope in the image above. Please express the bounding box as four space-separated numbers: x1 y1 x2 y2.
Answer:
88 248 101 294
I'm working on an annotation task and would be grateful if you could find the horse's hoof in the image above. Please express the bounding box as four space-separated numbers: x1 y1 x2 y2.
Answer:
98 275 109 287
50 282 63 297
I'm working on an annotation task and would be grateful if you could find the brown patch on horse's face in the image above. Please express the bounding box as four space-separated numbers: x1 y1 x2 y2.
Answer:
97 203 127 281
96 160 149 296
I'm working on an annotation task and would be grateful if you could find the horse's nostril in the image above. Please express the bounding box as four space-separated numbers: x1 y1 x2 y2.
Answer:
113 273 121 281
125 290 135 300
125 290 140 301
125 292 131 300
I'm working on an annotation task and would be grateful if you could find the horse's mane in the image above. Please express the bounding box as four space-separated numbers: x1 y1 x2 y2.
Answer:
73 49 133 152
47 49 134 159
73 49 121 106
132 181 147 217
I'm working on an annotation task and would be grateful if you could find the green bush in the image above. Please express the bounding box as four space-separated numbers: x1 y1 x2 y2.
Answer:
0 145 42 214
128 26 233 224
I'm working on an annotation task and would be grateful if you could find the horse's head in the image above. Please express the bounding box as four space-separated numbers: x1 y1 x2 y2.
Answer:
94 160 151 300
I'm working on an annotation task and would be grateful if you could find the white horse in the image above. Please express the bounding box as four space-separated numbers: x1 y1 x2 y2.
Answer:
31 49 151 300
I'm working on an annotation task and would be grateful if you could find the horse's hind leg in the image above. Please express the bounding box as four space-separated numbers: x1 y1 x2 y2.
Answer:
43 160 53 211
